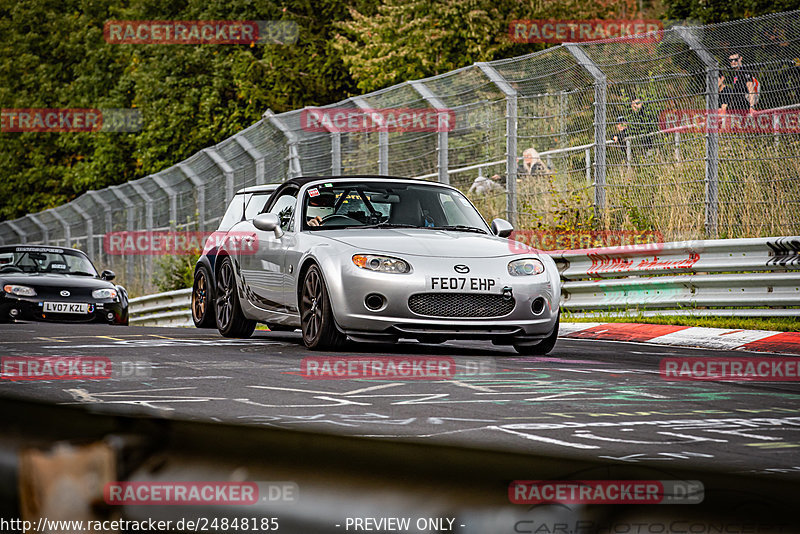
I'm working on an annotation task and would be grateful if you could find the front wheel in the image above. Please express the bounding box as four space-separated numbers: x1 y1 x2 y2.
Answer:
514 314 559 355
300 265 345 350
215 257 256 338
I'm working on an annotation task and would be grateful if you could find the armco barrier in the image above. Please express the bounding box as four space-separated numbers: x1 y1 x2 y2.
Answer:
128 236 800 326
128 287 192 326
554 235 800 317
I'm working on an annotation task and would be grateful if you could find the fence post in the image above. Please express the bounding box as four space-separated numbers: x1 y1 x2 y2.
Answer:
476 62 518 227
25 214 48 243
87 191 112 266
676 26 719 238
48 209 71 247
6 221 27 244
264 110 302 179
234 134 267 185
205 148 235 208
179 163 207 231
70 203 94 258
409 80 449 184
565 44 607 220
109 185 136 280
129 182 154 288
351 97 389 175
152 174 178 230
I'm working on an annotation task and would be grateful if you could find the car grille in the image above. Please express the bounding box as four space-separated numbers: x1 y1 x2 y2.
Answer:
408 293 515 318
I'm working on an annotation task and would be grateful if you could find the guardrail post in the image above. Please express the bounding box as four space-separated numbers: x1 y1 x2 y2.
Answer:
25 214 49 243
676 26 719 238
264 110 302 179
178 163 207 231
6 221 27 244
48 209 71 247
69 203 94 258
565 44 607 220
109 186 136 280
152 174 178 230
351 97 389 175
476 62 518 227
409 81 449 184
234 134 268 185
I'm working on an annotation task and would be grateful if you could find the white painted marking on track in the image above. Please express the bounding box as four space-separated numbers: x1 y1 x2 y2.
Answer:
489 426 600 449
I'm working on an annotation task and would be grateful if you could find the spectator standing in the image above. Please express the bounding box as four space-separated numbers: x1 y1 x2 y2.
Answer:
727 52 759 111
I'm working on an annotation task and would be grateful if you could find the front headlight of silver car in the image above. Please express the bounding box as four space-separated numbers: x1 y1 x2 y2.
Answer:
352 254 411 274
507 258 545 276
3 284 36 297
92 288 118 300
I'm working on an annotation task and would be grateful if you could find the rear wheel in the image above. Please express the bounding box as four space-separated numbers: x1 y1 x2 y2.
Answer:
300 265 345 350
513 314 559 355
192 266 216 328
215 257 256 338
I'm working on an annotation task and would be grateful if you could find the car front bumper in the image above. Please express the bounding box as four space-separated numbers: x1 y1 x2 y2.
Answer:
0 295 128 325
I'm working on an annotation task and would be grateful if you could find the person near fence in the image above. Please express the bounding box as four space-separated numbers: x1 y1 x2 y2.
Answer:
468 173 504 195
719 73 750 112
611 116 630 162
627 97 657 156
727 52 759 111
482 147 549 195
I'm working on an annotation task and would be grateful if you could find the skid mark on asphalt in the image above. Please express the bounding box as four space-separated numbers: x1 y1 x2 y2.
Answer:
62 386 227 410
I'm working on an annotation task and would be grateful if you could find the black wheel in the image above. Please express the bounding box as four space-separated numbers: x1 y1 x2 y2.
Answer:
514 313 559 355
300 264 345 350
215 257 256 338
192 266 216 328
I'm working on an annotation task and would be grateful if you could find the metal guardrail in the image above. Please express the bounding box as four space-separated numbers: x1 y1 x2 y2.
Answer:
554 235 800 317
128 288 192 326
127 237 800 326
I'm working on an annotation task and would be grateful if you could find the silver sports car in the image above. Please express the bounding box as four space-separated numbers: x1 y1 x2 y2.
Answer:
213 176 561 354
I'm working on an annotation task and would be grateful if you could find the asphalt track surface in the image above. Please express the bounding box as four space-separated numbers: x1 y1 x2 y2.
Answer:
2 322 800 480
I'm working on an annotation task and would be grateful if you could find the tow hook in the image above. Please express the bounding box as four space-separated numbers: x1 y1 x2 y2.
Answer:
502 286 513 301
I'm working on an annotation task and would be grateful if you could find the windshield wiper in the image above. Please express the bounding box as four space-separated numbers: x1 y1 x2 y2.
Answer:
427 225 488 234
360 223 419 229
68 271 96 276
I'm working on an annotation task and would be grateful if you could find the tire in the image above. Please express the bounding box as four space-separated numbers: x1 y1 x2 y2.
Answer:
192 266 216 328
300 264 345 350
513 314 559 355
215 257 256 338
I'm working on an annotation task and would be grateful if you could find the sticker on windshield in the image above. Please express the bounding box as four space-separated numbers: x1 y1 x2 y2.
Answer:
323 183 333 188
308 188 320 197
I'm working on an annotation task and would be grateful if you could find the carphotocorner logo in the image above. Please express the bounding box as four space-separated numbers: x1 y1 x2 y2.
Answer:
103 20 299 45
509 480 704 504
103 231 259 256
1 108 142 133
509 20 663 44
300 108 456 133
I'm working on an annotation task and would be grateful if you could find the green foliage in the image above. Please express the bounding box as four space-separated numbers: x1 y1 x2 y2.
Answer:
665 0 800 23
153 252 197 292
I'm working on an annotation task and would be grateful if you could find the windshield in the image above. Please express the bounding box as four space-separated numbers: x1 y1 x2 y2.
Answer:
0 247 99 276
302 181 490 232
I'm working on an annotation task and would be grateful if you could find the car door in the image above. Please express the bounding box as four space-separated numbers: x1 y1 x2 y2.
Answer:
237 186 298 314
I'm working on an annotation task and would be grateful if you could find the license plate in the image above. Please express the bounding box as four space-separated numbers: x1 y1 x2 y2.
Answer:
43 302 89 314
429 277 498 292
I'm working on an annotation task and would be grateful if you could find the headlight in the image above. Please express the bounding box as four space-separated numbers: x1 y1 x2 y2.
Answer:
92 288 118 300
3 284 36 297
508 258 545 276
352 254 411 274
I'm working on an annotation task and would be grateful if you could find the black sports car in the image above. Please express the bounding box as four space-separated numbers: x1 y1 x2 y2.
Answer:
0 244 129 325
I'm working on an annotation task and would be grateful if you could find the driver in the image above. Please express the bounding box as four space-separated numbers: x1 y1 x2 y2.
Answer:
307 216 322 227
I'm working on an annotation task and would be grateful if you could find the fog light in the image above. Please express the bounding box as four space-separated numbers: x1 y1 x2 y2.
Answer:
9 308 19 317
365 293 386 311
107 312 115 321
531 297 546 316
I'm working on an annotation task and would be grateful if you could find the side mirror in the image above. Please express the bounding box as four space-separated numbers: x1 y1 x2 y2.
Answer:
253 213 284 239
101 270 116 281
491 218 514 238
